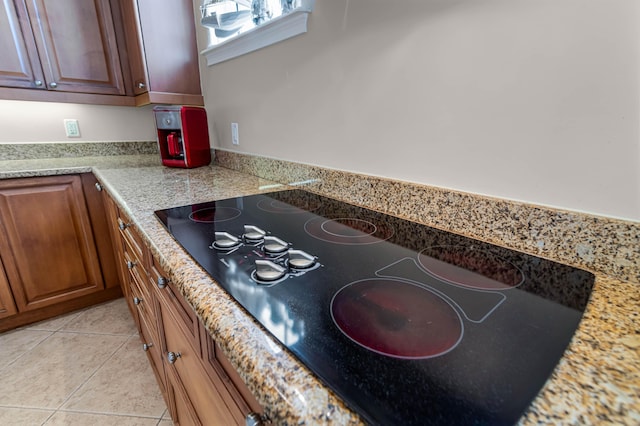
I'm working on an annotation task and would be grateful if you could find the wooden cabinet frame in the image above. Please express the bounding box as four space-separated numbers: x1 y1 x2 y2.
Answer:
0 173 122 332
0 259 18 319
103 189 264 425
0 0 203 106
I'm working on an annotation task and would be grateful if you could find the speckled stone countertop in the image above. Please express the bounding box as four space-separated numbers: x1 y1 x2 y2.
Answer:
0 154 637 425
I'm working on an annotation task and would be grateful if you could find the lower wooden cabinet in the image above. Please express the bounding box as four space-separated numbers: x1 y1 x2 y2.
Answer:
161 298 242 425
103 191 266 425
0 261 18 319
0 174 121 332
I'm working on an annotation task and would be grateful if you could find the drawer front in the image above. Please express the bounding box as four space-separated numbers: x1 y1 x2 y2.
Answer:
161 300 241 425
138 303 165 391
117 212 145 262
167 367 201 426
126 250 154 322
203 332 262 419
152 256 199 353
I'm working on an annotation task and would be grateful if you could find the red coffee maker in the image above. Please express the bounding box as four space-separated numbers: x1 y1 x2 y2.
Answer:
153 105 211 168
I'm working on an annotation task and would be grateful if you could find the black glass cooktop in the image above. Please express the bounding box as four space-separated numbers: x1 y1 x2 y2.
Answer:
155 189 595 425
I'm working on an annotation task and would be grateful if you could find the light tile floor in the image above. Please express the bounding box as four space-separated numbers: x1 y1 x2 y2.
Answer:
0 298 172 425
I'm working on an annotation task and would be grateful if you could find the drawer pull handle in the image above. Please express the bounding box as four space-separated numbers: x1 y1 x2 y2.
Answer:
94 182 103 191
167 351 181 364
127 260 136 269
157 276 168 289
142 343 153 351
133 296 142 305
118 220 131 231
246 412 270 426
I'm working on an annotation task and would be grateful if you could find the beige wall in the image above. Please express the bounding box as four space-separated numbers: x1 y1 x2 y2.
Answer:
0 100 156 143
195 0 640 221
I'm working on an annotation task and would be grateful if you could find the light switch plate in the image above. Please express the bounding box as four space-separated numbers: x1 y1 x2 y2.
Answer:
64 119 80 138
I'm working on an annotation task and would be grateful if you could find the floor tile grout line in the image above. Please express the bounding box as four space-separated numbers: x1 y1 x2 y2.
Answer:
54 331 132 412
0 404 54 410
47 329 139 337
0 329 54 373
40 408 57 426
0 308 97 373
0 300 168 424
52 407 164 420
48 333 166 423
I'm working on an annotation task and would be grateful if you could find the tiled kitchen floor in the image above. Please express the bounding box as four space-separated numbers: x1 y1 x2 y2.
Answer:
0 298 172 425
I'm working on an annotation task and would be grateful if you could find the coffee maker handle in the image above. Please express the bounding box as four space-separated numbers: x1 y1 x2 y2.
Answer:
167 132 182 157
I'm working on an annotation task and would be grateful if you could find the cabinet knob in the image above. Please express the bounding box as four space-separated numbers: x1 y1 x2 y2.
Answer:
246 412 270 426
142 343 153 351
95 182 103 191
127 260 136 269
136 81 146 89
167 351 181 364
118 219 130 231
133 296 142 305
34 80 43 86
49 82 58 88
157 276 168 289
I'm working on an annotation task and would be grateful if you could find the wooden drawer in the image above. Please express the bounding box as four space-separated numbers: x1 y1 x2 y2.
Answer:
202 331 263 421
160 299 240 425
117 211 145 263
125 250 154 323
166 367 200 426
152 255 199 353
138 302 166 393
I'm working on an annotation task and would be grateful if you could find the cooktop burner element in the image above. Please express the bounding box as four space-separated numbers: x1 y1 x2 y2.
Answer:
154 189 595 425
305 216 394 244
189 206 241 223
256 190 322 214
418 245 524 290
331 278 463 359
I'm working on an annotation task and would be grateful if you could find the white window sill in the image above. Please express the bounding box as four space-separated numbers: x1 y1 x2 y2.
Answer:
200 8 311 66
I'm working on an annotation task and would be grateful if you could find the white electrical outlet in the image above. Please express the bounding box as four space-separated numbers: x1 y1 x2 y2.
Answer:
231 122 239 145
64 119 80 138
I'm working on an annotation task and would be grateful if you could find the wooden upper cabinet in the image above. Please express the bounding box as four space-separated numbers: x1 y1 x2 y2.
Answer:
23 0 126 95
0 0 203 106
0 0 46 90
118 0 203 106
0 175 105 312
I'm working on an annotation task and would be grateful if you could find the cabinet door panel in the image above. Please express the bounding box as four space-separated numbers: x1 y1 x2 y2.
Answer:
101 189 130 298
0 259 17 319
118 0 203 105
26 0 125 94
161 300 239 425
136 0 201 96
0 175 105 312
0 0 45 89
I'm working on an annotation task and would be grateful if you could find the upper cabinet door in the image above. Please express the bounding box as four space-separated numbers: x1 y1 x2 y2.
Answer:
118 0 203 106
25 0 126 95
0 0 46 89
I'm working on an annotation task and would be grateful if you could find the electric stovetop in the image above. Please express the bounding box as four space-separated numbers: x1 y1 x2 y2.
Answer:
155 189 595 425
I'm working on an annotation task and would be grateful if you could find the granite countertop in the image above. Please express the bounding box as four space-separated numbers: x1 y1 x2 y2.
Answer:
0 155 637 425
